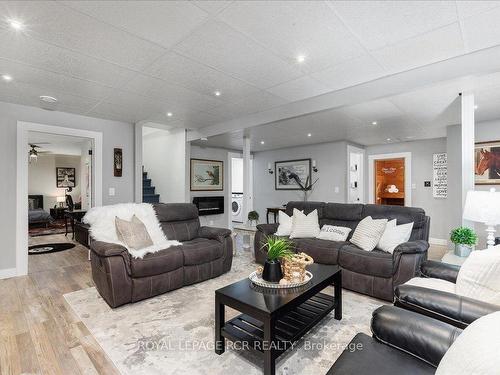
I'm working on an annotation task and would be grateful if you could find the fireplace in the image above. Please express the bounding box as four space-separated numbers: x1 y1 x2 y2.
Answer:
192 196 224 216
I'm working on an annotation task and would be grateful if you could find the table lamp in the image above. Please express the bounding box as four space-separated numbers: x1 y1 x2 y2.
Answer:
463 188 500 248
56 196 65 208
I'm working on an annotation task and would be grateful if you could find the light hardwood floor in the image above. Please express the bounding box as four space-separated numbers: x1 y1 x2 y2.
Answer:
0 234 119 375
1 234 447 375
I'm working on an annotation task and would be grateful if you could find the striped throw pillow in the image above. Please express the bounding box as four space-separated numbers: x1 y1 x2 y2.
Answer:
289 209 321 239
350 216 388 251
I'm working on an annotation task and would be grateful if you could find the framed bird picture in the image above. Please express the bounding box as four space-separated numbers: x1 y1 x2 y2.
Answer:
190 159 223 191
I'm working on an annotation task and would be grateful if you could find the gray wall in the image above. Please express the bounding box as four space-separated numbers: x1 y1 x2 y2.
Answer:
253 141 348 221
365 138 448 240
0 101 134 272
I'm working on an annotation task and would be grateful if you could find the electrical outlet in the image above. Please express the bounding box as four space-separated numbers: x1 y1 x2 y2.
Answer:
209 220 214 226
334 186 339 193
108 187 115 196
411 183 417 189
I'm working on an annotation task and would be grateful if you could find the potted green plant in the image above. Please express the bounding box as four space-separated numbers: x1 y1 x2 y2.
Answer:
450 227 478 257
248 210 259 226
261 236 294 282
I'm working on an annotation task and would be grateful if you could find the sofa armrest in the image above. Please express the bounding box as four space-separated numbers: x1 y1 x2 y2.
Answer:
371 305 462 367
91 241 128 257
395 284 500 329
256 223 278 236
420 260 460 283
198 226 232 243
393 240 429 255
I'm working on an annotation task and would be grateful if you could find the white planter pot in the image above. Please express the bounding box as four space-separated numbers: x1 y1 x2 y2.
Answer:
454 244 472 257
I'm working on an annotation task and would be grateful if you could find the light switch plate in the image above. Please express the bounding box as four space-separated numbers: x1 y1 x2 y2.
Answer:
411 183 417 189
334 186 340 193
108 187 115 196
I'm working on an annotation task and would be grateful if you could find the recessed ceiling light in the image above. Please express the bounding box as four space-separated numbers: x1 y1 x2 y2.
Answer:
8 18 24 30
39 95 57 103
296 55 306 63
307 133 312 137
260 140 265 145
386 138 391 142
200 137 208 141
166 112 173 117
474 105 478 110
2 74 12 82
372 121 378 125
214 90 221 97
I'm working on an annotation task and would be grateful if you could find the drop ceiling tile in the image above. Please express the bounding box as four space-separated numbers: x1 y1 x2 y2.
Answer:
6 1 166 71
192 1 233 14
0 32 136 88
62 1 208 48
462 6 500 52
174 20 303 88
144 52 261 101
330 1 458 50
311 54 386 91
338 99 404 123
266 76 331 102
371 23 464 74
219 1 366 73
455 1 500 19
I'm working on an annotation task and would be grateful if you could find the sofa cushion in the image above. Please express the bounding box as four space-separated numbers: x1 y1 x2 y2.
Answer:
181 238 223 266
293 238 347 264
130 246 184 277
285 201 325 218
323 203 364 221
339 244 394 278
160 219 200 242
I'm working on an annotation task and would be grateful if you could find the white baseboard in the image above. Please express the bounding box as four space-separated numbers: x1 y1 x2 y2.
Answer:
0 267 18 280
429 238 448 246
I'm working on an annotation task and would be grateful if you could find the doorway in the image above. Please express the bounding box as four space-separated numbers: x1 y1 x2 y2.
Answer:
347 145 365 203
368 152 411 206
227 153 253 229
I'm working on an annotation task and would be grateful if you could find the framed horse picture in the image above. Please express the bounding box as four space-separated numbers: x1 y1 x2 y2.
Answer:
475 140 500 185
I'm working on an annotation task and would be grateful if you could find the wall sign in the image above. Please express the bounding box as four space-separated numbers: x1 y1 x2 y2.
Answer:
433 153 447 198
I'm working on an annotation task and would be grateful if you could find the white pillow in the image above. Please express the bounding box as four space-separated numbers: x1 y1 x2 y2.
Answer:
377 219 413 253
316 225 351 242
274 210 294 236
456 246 500 305
436 311 500 375
349 216 388 251
289 209 320 239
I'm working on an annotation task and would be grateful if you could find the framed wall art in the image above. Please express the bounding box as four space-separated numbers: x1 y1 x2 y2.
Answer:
275 159 311 190
56 167 76 188
114 148 123 177
190 158 223 191
475 140 500 185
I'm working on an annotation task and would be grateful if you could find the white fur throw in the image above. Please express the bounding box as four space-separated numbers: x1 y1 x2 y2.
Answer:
83 203 181 259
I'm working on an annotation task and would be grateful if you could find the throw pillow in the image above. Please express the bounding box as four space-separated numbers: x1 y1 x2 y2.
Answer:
436 311 500 375
316 225 351 241
456 246 500 305
377 219 414 253
274 210 294 236
350 216 388 251
115 215 154 250
289 209 321 239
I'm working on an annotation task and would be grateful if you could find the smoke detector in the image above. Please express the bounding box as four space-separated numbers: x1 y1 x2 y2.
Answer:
39 95 58 110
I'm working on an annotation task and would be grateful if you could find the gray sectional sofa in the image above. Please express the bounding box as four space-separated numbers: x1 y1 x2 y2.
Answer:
90 203 233 308
254 201 430 301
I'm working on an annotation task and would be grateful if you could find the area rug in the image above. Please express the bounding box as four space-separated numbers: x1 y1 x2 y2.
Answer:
64 253 385 375
28 242 75 254
29 220 70 237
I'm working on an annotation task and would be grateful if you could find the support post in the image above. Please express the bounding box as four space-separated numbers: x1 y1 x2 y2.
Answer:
461 93 475 227
242 137 252 225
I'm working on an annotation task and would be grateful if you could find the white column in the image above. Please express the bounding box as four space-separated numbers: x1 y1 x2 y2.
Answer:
242 136 252 224
134 122 143 203
461 93 475 226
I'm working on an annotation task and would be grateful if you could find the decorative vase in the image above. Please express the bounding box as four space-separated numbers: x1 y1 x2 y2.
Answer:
262 259 283 282
454 244 472 257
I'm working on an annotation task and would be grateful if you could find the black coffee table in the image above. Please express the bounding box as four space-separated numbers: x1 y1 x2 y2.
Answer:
215 263 342 375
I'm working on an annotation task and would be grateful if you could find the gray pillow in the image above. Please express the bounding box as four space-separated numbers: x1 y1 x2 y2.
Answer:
115 215 153 250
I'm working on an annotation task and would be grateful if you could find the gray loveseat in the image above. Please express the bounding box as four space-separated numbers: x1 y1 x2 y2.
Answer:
254 201 430 301
90 203 233 308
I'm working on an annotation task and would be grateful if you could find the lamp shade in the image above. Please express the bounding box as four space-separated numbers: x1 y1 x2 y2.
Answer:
56 196 66 203
463 189 500 225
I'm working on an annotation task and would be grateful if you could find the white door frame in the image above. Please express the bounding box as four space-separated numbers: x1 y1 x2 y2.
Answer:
368 152 412 206
227 152 253 229
347 145 365 204
16 121 103 277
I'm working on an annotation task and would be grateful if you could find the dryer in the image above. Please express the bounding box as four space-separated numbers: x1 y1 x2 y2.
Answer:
232 193 243 223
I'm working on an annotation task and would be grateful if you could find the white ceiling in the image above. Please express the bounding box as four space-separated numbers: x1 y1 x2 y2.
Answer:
1 1 500 147
28 132 89 156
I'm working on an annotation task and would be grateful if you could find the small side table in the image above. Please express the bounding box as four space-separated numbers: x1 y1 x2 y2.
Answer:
232 224 257 252
441 251 467 266
266 207 285 224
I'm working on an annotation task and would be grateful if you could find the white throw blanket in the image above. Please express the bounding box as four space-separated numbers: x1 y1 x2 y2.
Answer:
83 203 181 259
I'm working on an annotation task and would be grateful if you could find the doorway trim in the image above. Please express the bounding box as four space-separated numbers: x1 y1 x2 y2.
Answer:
368 152 412 206
16 121 103 277
346 145 365 204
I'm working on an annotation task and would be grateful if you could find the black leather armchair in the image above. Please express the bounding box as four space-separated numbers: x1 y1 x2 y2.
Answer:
395 260 500 329
327 305 462 374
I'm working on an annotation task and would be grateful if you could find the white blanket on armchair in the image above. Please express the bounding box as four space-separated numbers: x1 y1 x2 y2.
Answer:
83 203 181 259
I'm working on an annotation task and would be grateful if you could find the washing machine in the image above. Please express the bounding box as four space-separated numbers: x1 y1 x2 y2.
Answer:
232 193 243 223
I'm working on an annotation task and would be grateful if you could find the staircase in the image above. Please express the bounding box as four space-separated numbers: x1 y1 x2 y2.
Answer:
142 170 160 203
